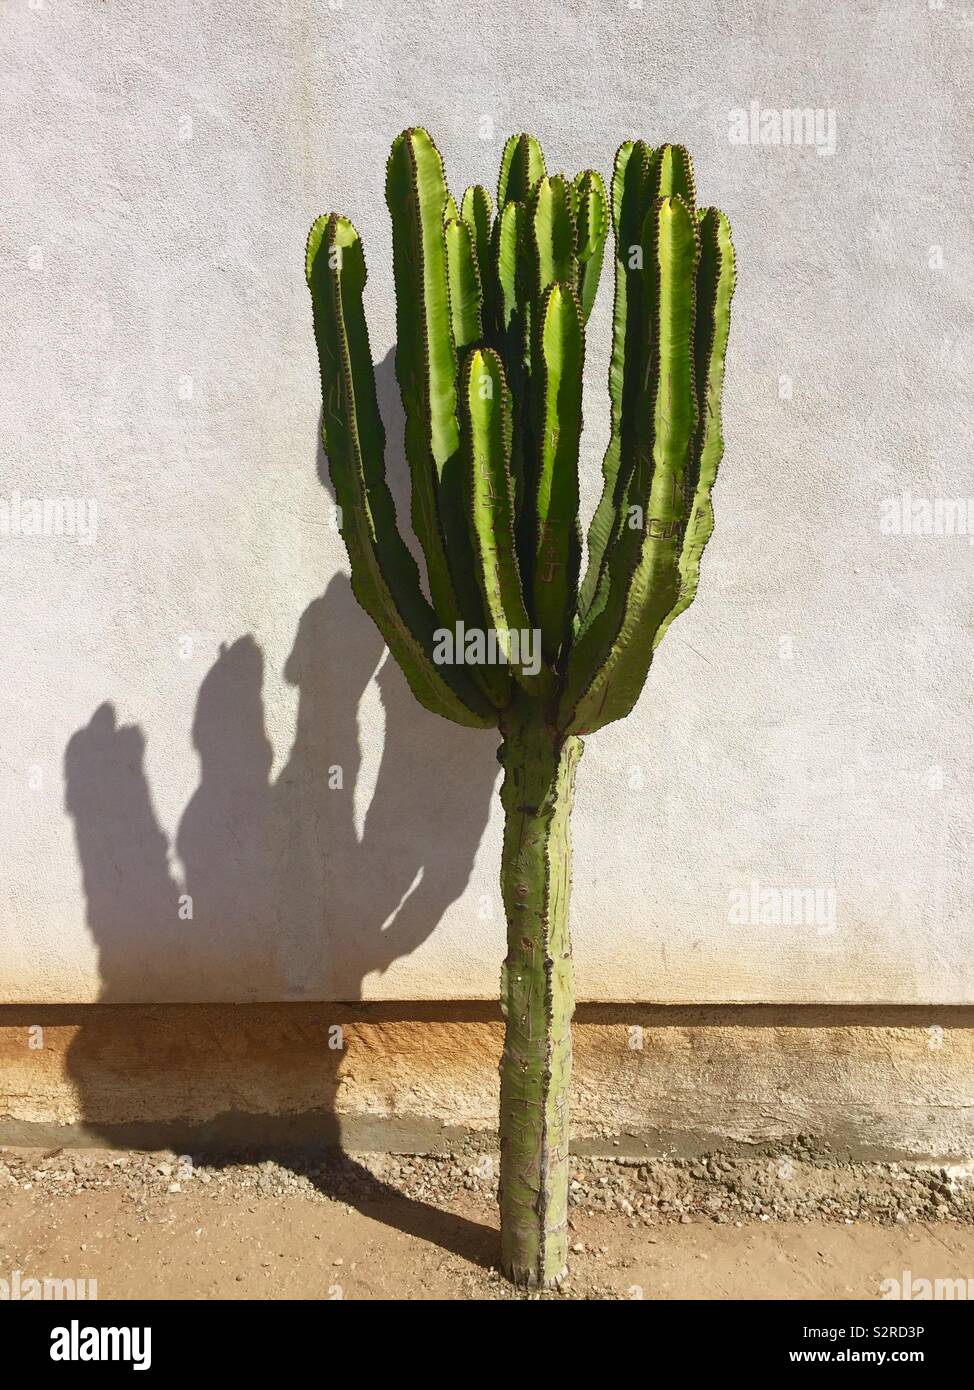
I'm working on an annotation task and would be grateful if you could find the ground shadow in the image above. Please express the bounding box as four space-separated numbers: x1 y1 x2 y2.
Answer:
62 348 501 1268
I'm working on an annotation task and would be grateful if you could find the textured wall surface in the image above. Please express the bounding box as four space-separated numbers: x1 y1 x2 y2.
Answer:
3 1004 973 1162
2 1 971 1003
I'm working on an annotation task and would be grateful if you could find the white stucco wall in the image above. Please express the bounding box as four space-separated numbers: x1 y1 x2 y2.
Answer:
2 0 971 1004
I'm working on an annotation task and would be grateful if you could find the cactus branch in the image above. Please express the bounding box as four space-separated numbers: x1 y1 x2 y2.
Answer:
306 214 494 728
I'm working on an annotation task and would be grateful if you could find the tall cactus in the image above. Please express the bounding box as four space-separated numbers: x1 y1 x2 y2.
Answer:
306 129 736 1289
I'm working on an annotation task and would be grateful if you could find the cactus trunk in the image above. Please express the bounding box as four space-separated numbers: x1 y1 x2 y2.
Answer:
497 695 582 1287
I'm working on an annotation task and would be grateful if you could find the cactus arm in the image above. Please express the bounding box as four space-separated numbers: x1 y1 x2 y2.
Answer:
571 169 609 323
460 184 495 331
440 216 516 708
386 128 509 707
575 141 653 621
497 135 519 207
306 214 495 729
558 196 700 734
497 136 519 208
532 175 577 297
385 128 466 629
649 142 696 205
444 192 459 223
498 132 547 208
654 206 736 648
576 141 697 636
516 175 577 574
461 185 494 290
493 199 532 519
463 348 554 698
444 215 483 351
534 283 584 666
494 199 524 334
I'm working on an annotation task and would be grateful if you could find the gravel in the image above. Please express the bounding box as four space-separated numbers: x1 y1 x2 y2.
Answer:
2 1144 973 1229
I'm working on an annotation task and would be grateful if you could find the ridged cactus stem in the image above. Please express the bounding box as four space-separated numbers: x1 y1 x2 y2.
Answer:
497 693 582 1288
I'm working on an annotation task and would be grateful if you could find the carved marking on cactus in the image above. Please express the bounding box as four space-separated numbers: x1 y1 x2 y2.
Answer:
537 560 564 583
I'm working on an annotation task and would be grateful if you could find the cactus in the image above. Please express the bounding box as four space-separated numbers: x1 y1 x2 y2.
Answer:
306 129 735 1289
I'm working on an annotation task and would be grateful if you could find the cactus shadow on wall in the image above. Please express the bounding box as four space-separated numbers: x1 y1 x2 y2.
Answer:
60 348 500 1266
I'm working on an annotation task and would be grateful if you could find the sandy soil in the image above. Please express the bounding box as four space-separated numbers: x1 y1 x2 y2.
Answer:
3 1147 974 1300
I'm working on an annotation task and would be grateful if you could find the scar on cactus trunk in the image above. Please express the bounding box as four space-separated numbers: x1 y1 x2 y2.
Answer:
306 129 736 1288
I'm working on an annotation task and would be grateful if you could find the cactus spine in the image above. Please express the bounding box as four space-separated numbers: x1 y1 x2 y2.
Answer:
306 129 736 1289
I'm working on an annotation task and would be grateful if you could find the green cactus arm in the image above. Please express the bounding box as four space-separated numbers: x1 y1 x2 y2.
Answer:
649 142 696 205
498 132 547 207
494 199 524 333
444 216 483 351
654 206 736 648
497 136 519 207
385 128 466 628
386 129 509 709
461 185 493 286
574 142 696 636
493 199 532 518
306 214 494 729
460 184 494 331
444 192 459 224
571 169 609 322
440 217 514 708
558 196 700 734
463 348 554 698
534 283 584 666
516 174 578 570
532 175 577 298
575 140 653 622
605 141 652 445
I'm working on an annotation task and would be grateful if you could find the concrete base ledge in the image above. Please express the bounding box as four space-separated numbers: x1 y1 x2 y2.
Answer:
1 1003 972 1162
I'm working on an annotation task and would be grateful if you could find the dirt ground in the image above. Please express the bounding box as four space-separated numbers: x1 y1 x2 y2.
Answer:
3 1147 974 1300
